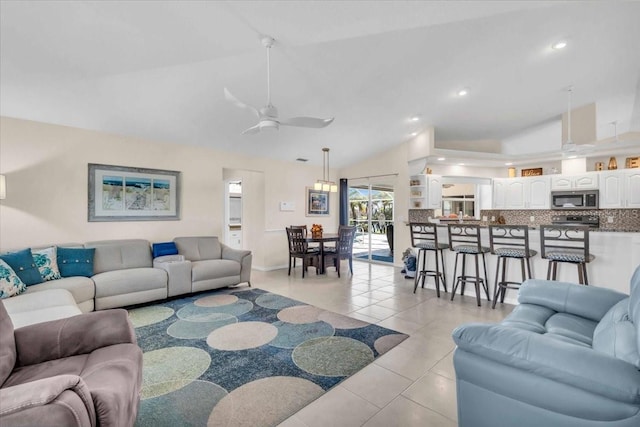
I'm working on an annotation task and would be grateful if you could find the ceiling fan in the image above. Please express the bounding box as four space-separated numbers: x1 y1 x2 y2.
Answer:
562 86 594 155
224 36 334 135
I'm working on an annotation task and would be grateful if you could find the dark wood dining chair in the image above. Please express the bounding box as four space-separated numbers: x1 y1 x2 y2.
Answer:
323 225 357 277
286 227 320 278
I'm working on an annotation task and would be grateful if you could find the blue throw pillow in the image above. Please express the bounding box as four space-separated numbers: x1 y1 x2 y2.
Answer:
0 248 43 286
57 247 95 278
152 242 178 258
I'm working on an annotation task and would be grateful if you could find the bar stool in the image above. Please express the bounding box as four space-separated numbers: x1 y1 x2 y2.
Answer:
489 225 537 309
448 224 491 307
409 223 448 297
540 225 594 285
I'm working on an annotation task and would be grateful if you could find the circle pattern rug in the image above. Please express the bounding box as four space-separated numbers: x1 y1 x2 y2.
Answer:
130 288 408 427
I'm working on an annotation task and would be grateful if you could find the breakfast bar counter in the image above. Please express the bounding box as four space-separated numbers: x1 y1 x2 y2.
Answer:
413 224 640 303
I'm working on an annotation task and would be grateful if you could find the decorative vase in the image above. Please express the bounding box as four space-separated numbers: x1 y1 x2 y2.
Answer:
608 157 618 170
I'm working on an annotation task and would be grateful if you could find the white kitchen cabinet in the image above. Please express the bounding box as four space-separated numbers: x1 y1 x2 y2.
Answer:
599 169 640 208
551 172 599 190
492 176 550 209
409 174 442 209
624 170 640 208
492 179 506 209
599 171 625 208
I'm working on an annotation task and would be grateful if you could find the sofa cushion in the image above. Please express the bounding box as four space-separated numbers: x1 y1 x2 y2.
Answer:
544 312 597 346
624 265 640 367
0 301 17 386
174 236 222 261
32 246 61 281
0 249 42 286
85 239 152 274
57 247 95 278
592 297 640 369
191 259 241 282
24 276 95 310
2 289 82 329
0 259 27 299
92 268 167 298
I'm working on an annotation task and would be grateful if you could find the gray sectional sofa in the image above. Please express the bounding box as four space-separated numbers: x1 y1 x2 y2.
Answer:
2 237 251 327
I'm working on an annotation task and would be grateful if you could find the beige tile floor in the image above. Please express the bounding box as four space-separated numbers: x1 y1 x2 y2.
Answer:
250 260 515 427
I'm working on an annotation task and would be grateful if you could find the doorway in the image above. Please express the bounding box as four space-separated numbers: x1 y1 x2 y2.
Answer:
225 180 243 249
348 177 395 264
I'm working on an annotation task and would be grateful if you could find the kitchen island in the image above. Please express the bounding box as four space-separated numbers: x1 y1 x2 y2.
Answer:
412 224 639 304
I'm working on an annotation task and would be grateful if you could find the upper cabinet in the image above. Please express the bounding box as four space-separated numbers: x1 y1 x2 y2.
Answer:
492 176 550 210
409 174 442 209
599 169 640 209
551 172 599 190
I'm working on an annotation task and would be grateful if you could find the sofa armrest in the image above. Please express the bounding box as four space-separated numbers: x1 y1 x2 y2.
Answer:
154 256 192 297
518 279 628 322
221 244 252 284
0 375 96 426
14 309 137 367
220 244 251 263
452 323 640 404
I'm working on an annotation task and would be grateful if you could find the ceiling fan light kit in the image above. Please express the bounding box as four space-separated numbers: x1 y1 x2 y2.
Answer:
224 35 334 135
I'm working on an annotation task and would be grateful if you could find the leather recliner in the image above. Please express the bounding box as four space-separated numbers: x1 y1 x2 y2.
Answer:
0 301 142 426
452 265 640 427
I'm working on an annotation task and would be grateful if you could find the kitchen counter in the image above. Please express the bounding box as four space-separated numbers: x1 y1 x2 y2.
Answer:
406 223 640 302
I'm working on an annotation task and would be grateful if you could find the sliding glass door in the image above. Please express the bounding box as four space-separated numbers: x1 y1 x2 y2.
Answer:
348 177 395 264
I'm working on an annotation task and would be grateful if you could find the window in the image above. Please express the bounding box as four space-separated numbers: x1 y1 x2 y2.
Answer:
436 183 476 218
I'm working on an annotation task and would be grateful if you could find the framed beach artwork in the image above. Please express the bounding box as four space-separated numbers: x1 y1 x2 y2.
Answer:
306 187 330 216
88 163 181 221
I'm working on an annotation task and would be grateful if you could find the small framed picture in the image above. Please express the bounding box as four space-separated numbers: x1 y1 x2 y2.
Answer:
306 187 330 216
521 167 543 177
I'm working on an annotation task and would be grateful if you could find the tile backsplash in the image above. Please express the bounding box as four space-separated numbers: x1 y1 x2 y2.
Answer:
480 209 639 232
408 209 640 232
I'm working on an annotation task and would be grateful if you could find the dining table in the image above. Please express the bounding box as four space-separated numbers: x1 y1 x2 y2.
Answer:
306 233 339 274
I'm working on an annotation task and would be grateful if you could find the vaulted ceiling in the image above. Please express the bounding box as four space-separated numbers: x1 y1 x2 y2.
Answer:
1 1 639 167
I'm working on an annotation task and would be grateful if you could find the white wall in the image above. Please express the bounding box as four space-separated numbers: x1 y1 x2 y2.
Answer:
0 117 338 270
501 120 561 156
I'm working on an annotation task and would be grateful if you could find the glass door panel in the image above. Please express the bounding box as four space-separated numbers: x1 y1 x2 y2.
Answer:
348 177 394 264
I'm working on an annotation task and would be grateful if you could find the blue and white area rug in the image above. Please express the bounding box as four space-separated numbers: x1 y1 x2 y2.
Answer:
130 288 408 427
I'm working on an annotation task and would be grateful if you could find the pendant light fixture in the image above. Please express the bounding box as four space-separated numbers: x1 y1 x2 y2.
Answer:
314 148 338 193
562 86 576 152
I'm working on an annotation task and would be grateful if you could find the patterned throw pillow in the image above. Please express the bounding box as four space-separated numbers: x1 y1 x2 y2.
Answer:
0 259 27 299
0 248 43 286
57 247 96 278
32 246 62 281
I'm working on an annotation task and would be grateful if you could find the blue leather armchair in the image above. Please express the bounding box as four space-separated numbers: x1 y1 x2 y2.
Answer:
452 265 640 427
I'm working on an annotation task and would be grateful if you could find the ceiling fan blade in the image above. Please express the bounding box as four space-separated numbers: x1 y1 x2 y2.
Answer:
241 124 261 135
224 88 260 118
279 116 334 128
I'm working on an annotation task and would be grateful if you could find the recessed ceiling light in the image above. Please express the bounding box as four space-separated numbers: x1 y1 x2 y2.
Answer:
552 41 567 50
410 116 420 122
458 163 465 166
567 155 577 159
457 89 468 97
411 132 418 137
437 157 445 161
505 162 513 166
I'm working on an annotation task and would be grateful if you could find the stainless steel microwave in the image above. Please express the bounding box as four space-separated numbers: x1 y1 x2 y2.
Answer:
551 190 599 210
